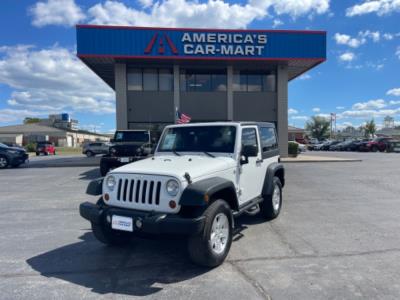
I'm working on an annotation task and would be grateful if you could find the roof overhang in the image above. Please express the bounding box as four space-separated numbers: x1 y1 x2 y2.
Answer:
77 25 326 89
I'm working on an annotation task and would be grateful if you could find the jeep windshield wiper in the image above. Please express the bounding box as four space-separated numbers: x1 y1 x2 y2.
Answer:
203 151 215 158
172 150 181 156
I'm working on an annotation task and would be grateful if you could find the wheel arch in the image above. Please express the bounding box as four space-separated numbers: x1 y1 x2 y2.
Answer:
262 162 285 196
179 177 239 211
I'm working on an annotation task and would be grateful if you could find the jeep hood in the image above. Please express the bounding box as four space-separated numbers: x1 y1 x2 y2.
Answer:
112 155 236 180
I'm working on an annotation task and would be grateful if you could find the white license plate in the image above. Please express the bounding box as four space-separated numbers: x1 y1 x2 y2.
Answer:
394 147 400 152
111 215 133 232
119 157 130 163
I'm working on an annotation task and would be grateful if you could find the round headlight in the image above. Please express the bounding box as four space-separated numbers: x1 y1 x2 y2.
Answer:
110 147 117 155
166 179 179 196
106 175 116 191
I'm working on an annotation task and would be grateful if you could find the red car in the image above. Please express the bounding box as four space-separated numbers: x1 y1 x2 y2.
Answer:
36 141 56 156
359 137 392 152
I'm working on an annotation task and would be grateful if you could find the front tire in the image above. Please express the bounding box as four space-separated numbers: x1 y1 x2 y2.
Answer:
0 155 9 169
86 151 94 157
187 199 233 267
260 176 282 220
91 198 131 246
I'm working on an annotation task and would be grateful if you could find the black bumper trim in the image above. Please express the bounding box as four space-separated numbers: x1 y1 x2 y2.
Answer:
79 202 205 235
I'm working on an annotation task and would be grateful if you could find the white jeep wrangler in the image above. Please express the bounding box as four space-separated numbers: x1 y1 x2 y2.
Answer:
80 122 285 267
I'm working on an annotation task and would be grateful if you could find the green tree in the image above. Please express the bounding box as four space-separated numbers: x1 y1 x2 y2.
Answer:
364 119 376 138
305 116 330 140
23 117 41 124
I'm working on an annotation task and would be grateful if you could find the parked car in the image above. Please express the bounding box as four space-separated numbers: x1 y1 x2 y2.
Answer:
291 141 306 152
80 121 285 267
344 139 369 151
83 142 111 157
329 140 354 151
36 141 56 156
99 130 158 176
359 137 392 152
320 140 340 151
386 140 400 153
2 142 24 149
0 142 29 169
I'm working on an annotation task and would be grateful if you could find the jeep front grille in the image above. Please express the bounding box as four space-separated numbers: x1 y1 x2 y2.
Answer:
116 178 162 205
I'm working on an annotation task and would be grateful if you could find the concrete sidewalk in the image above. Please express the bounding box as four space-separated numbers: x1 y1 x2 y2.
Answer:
282 154 362 163
22 155 101 168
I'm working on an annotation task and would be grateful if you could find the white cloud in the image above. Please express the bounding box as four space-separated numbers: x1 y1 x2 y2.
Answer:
334 33 365 48
387 88 400 96
346 0 400 17
339 52 355 62
272 19 283 28
336 106 345 110
333 30 396 48
291 115 309 120
396 46 400 59
0 109 51 123
312 107 321 112
316 113 331 119
359 30 380 42
86 0 330 29
352 99 386 110
29 0 86 27
138 0 154 8
339 108 400 119
288 108 298 115
389 100 400 105
298 73 311 80
383 33 394 40
0 44 115 125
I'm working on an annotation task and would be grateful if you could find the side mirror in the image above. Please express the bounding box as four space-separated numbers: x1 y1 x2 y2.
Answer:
240 155 249 165
240 145 258 165
242 145 258 157
110 138 115 143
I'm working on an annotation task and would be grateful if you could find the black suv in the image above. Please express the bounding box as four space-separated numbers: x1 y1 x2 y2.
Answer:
99 130 157 176
0 142 29 169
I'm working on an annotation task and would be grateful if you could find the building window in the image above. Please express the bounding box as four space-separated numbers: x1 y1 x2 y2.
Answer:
180 69 227 92
127 68 142 91
159 69 173 91
127 68 173 91
143 68 158 91
233 70 276 92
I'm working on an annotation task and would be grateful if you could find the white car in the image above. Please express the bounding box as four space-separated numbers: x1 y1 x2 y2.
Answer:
80 122 285 267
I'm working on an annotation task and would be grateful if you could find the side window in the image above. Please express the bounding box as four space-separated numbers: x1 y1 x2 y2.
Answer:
260 127 278 151
242 128 258 147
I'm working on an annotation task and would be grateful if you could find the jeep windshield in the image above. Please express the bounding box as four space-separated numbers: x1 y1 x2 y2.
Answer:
114 131 149 143
158 126 236 153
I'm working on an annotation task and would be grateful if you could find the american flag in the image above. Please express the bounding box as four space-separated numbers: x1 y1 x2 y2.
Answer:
175 110 191 124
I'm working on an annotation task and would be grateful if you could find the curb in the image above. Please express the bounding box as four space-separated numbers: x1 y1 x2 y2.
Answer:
282 159 362 163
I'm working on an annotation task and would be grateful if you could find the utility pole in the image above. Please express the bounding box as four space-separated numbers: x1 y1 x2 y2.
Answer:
330 113 336 139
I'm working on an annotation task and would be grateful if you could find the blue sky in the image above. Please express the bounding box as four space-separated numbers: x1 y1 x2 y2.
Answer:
0 0 400 133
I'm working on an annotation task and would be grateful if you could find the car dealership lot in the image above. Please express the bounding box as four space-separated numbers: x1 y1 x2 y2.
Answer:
1 153 400 299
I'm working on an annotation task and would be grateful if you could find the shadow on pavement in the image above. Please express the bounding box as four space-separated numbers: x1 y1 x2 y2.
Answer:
20 156 100 169
27 232 208 297
79 168 101 180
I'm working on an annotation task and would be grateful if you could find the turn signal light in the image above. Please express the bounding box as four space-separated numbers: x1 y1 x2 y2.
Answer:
169 200 176 209
104 193 110 201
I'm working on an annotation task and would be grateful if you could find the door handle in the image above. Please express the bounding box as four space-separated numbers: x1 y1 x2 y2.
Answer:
256 159 263 164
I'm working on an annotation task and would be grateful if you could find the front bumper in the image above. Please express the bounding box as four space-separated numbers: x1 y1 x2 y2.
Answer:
10 153 28 165
79 202 205 236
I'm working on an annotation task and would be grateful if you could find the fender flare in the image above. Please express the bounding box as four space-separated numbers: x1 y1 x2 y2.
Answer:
86 178 104 196
262 162 285 196
179 177 239 210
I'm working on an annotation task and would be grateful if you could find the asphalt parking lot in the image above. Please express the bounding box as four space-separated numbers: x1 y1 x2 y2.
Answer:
1 152 400 299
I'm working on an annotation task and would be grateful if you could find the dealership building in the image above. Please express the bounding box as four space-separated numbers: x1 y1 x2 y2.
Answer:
77 25 326 156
